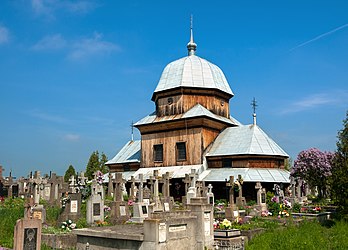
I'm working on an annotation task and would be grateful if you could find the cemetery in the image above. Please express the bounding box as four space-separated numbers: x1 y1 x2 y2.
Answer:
0 161 348 249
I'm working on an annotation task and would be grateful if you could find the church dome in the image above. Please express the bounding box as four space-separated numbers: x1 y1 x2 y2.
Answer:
153 55 234 98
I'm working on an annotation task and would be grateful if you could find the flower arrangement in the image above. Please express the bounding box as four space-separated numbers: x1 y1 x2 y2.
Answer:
95 171 104 185
96 220 109 227
261 211 272 217
313 206 321 213
61 219 76 231
213 219 233 230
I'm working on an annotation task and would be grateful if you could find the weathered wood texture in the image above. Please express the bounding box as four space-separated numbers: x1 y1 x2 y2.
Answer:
207 158 285 169
156 93 230 118
141 127 221 167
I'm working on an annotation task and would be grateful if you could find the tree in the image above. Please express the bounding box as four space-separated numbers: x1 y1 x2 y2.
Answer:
330 111 348 214
291 148 333 198
85 151 109 179
64 165 76 182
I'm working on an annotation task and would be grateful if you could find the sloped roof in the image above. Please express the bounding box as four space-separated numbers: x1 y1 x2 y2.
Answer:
134 104 240 126
106 140 141 165
206 124 289 157
200 168 290 183
153 55 233 97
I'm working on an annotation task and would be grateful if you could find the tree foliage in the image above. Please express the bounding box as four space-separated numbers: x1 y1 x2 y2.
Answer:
85 151 109 179
64 165 76 182
291 148 333 198
331 111 348 214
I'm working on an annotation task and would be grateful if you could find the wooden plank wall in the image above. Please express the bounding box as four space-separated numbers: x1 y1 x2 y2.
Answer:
156 94 230 118
141 128 203 167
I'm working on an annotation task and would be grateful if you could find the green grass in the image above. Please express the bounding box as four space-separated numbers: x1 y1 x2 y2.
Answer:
246 220 348 250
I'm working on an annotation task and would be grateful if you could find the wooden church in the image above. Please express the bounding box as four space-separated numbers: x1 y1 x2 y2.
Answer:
106 26 290 201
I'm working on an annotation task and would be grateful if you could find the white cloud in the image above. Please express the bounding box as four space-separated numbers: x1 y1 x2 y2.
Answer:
280 91 348 114
28 109 68 123
0 24 9 44
63 133 80 141
31 0 97 19
68 32 120 60
31 34 67 50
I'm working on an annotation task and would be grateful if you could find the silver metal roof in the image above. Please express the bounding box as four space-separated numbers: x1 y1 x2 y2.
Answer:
206 124 289 157
134 104 239 126
106 140 141 165
201 168 290 183
153 55 233 96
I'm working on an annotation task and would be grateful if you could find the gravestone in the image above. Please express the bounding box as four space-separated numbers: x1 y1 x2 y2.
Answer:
273 184 281 203
107 172 114 197
87 178 105 224
131 174 149 222
13 218 42 250
255 182 267 213
129 176 136 201
48 173 62 206
29 171 47 223
69 175 77 194
235 175 246 207
160 172 174 210
59 192 82 224
186 169 198 204
110 173 130 223
225 176 236 220
206 184 214 205
149 170 163 213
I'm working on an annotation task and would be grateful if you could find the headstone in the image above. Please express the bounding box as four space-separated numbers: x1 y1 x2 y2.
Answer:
206 184 214 205
110 173 130 223
131 174 149 222
129 176 136 201
186 169 198 204
58 192 82 224
13 219 42 250
225 176 236 220
87 179 105 224
255 182 267 213
150 170 163 212
69 175 77 194
107 172 113 197
235 175 246 207
29 171 47 223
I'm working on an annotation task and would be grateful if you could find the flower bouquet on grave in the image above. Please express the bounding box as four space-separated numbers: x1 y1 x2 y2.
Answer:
61 219 76 231
313 206 321 213
95 171 104 185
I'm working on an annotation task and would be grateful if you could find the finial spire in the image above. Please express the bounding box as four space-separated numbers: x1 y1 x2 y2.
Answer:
187 15 197 56
251 97 258 125
130 121 134 141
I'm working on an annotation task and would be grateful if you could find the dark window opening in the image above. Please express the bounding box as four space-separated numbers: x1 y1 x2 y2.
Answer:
154 144 163 162
176 142 186 161
123 164 130 171
222 159 232 168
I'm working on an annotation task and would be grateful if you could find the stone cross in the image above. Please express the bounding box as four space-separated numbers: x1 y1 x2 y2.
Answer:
108 172 114 197
78 172 88 186
137 174 146 203
149 175 155 200
31 171 47 205
114 173 125 202
160 172 171 199
196 181 204 197
207 183 214 205
48 173 60 204
129 176 136 201
226 176 235 209
189 169 198 188
69 175 76 193
183 174 191 195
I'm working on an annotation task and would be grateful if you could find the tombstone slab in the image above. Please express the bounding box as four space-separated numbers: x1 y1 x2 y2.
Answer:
13 218 42 250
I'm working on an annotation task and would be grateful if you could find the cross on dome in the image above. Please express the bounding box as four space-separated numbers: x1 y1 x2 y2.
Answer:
187 15 197 56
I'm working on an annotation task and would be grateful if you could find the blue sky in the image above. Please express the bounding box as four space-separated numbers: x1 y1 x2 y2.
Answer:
0 0 347 178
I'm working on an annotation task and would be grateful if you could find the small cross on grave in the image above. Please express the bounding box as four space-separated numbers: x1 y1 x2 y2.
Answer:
160 172 171 199
226 176 235 209
236 174 246 207
114 173 125 202
183 173 191 195
69 175 77 194
207 183 214 205
108 172 113 197
136 173 146 203
28 171 47 223
48 172 61 205
152 170 163 212
78 172 88 187
129 176 136 201
196 181 204 197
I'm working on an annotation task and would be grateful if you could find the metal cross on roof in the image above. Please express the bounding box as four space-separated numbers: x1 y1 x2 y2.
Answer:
251 97 257 114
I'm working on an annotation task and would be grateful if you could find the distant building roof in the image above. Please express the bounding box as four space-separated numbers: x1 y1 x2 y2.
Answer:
206 124 289 158
106 140 141 165
134 104 240 127
200 168 290 183
153 55 233 98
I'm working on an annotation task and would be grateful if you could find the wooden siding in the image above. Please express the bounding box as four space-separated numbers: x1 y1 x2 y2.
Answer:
207 157 285 169
156 93 230 118
141 128 204 167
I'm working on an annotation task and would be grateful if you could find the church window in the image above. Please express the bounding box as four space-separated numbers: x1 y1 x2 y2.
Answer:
222 159 232 168
154 144 163 162
176 142 186 161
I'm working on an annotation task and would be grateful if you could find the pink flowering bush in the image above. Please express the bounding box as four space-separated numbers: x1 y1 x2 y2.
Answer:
291 148 334 198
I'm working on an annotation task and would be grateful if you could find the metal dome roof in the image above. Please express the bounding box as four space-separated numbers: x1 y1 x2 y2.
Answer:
153 55 234 97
